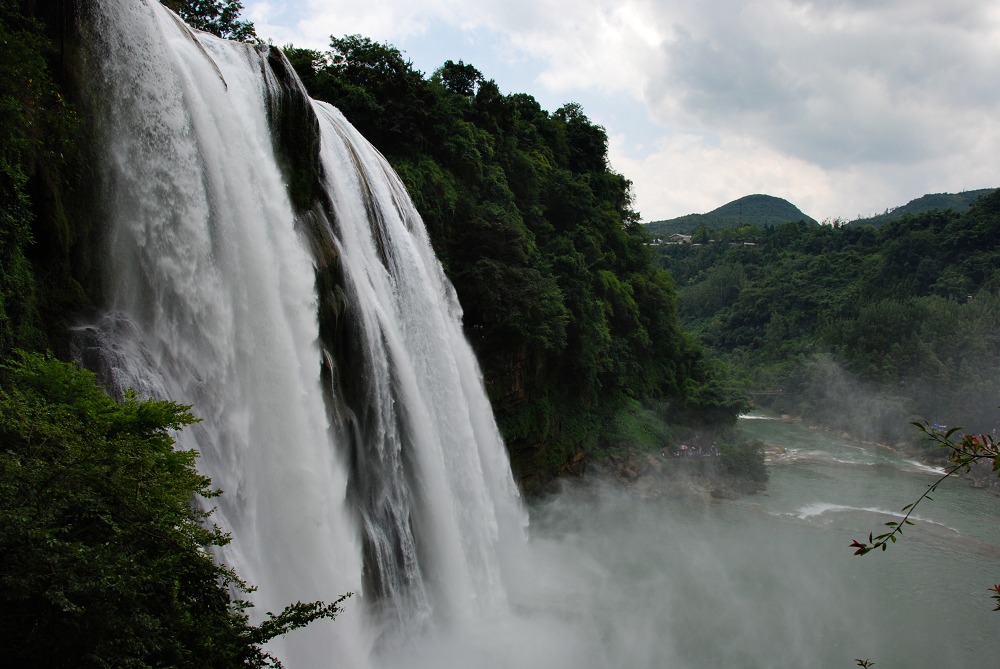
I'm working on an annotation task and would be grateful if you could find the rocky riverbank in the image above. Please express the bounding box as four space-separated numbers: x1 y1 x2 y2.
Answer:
760 411 1000 496
561 447 766 501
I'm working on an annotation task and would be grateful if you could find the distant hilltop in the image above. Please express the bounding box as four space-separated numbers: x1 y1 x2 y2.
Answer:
846 188 997 227
644 194 816 236
643 189 999 236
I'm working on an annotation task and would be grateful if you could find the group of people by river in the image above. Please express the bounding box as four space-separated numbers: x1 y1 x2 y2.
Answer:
672 443 720 457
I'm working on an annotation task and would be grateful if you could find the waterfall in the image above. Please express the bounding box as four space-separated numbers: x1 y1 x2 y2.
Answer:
68 1 526 666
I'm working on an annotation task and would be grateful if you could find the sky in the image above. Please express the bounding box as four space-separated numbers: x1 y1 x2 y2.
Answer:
243 0 1000 223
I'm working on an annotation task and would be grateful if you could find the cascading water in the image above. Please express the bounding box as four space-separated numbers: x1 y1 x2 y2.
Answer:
67 1 526 666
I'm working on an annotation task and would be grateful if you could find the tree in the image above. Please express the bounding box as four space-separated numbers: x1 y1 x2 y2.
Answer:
0 352 347 667
160 0 256 41
435 59 483 97
553 102 608 173
692 223 711 244
312 35 430 154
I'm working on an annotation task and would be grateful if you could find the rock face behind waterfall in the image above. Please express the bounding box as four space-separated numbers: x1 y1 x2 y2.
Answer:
51 1 527 665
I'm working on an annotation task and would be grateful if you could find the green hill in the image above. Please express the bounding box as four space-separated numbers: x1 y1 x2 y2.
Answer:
848 188 997 227
644 194 817 236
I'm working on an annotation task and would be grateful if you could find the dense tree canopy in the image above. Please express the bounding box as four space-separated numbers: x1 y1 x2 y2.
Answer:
160 0 256 41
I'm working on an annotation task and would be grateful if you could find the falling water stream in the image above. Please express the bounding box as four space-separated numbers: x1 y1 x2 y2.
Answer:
70 1 524 665
65 2 1000 667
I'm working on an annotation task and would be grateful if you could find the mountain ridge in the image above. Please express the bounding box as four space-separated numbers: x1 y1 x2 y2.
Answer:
644 194 816 236
846 188 997 227
643 188 999 236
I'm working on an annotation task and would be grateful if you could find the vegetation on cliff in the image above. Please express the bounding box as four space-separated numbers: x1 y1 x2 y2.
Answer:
285 37 750 483
159 0 256 41
0 0 84 358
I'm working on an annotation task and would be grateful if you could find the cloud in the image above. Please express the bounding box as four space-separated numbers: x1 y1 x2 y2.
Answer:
607 130 840 223
643 0 1000 171
244 0 1000 220
465 1 666 99
246 0 446 49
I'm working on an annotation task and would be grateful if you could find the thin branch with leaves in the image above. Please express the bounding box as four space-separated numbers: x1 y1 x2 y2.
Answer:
849 421 1000 610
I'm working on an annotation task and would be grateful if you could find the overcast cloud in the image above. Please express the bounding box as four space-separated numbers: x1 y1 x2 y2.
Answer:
245 0 999 222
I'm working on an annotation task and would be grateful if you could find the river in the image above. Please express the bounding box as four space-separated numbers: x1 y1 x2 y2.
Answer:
375 412 1000 669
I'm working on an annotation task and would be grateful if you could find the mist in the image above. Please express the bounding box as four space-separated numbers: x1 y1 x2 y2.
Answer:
769 353 915 443
370 459 999 669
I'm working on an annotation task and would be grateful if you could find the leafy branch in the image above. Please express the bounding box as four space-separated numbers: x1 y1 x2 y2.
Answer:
849 421 1000 610
242 594 353 669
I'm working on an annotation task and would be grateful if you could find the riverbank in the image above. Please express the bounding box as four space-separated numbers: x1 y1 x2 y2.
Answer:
553 445 766 501
751 409 1000 496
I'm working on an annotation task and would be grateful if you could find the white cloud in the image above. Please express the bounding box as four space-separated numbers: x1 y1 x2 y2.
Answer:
468 1 667 99
244 0 1000 221
645 1 1000 164
247 0 447 49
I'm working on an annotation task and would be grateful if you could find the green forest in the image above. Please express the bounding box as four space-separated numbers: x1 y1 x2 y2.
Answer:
658 189 1000 446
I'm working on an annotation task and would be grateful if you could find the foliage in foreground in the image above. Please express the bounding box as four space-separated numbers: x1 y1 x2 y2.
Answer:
849 421 1000 611
0 352 347 667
